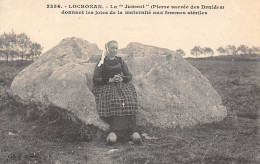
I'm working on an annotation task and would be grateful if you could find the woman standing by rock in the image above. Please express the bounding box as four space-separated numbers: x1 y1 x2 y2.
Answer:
92 40 141 145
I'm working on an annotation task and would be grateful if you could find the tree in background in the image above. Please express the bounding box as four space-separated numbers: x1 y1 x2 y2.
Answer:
203 47 214 56
0 31 42 62
225 45 237 55
237 45 249 55
253 46 260 55
216 45 260 56
191 46 203 58
188 45 259 58
175 49 185 57
0 32 16 62
17 33 32 60
247 46 260 55
216 46 226 56
30 42 42 60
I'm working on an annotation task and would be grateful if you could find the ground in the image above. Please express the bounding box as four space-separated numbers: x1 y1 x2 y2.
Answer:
0 59 259 164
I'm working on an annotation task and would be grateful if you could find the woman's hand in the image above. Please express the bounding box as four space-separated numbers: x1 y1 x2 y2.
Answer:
109 78 115 83
109 74 123 83
114 74 123 82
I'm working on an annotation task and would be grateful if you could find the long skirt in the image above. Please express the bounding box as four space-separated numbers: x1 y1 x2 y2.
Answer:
93 82 138 133
101 115 136 138
93 82 138 117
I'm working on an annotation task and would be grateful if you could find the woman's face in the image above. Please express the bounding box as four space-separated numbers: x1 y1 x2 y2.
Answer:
107 43 118 58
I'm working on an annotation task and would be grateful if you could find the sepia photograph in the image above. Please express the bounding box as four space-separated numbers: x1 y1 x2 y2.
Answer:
0 0 259 163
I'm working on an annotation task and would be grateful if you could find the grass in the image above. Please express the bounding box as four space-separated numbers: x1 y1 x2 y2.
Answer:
187 59 260 119
0 59 259 164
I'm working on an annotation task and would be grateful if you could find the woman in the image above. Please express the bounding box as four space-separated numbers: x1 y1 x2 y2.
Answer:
92 40 141 144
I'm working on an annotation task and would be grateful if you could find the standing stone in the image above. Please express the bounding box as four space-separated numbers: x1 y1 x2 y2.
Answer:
11 37 109 131
11 38 227 131
120 42 226 128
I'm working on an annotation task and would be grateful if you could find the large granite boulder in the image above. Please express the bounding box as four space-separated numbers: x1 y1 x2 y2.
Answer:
11 37 109 131
121 43 227 128
11 37 227 131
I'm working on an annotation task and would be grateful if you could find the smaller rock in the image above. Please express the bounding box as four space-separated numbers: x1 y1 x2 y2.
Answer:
142 133 158 140
107 149 119 154
8 132 16 136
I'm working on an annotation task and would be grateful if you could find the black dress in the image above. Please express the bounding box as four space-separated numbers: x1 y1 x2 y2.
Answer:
92 56 138 134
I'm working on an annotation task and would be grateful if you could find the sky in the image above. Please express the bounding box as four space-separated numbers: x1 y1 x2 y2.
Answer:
0 0 260 57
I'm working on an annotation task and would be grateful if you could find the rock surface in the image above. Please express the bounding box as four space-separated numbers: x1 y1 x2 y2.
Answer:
11 37 227 131
11 38 108 131
121 43 226 128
